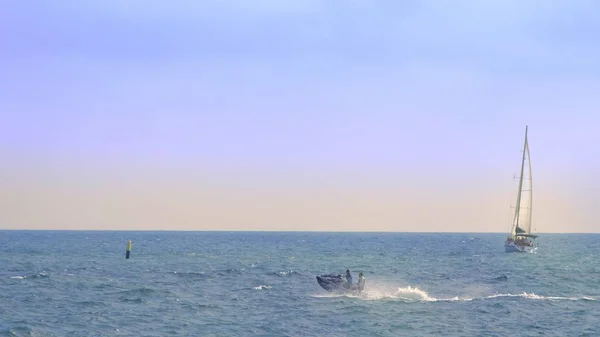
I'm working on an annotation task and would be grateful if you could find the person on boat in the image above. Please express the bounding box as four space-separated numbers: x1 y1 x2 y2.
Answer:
344 269 353 287
357 272 366 293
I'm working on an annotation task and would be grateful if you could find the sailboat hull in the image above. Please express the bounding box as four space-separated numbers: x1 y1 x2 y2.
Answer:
504 241 537 253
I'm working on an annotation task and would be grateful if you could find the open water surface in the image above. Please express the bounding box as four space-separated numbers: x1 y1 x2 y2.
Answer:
1 231 599 336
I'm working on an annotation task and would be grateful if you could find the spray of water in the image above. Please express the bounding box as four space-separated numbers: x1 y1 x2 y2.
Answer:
312 280 597 302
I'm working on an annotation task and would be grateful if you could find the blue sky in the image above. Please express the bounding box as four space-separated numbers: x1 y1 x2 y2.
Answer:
1 1 599 231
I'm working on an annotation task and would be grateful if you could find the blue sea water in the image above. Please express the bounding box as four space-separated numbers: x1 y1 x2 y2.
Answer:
1 231 599 337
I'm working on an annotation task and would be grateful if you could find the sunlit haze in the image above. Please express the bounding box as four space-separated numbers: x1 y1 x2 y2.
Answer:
1 1 598 232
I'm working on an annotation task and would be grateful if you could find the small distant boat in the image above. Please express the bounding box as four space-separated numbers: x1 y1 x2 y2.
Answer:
316 274 365 293
504 126 538 253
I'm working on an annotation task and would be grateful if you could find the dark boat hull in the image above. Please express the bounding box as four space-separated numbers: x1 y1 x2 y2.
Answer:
316 274 346 292
316 274 363 293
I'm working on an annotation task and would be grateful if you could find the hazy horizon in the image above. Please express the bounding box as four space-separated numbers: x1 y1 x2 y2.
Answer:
0 228 596 233
1 1 599 232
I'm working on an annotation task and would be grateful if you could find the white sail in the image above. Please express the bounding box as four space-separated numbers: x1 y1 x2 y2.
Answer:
511 126 533 236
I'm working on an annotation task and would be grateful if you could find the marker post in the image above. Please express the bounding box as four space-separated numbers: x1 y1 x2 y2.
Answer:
126 240 132 259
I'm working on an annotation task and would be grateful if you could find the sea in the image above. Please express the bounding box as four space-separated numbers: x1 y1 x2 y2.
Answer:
1 231 598 337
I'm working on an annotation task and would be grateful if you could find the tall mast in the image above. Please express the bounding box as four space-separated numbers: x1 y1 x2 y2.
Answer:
512 125 528 235
525 128 533 232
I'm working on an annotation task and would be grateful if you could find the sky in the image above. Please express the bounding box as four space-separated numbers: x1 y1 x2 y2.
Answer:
1 0 599 232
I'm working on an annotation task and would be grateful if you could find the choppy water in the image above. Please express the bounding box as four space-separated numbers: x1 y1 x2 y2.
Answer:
1 231 599 336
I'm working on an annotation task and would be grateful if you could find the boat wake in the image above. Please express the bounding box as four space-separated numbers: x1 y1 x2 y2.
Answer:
312 284 597 302
483 292 596 301
365 285 436 301
312 284 439 301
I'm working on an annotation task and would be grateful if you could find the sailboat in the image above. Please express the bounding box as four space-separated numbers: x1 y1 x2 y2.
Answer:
504 126 538 253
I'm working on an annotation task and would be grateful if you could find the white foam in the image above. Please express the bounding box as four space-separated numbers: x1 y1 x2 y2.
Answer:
275 270 298 276
485 292 588 301
10 276 25 279
253 285 272 290
312 285 439 302
312 284 596 302
356 285 437 301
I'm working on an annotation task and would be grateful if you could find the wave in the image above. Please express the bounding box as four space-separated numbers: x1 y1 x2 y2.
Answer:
491 275 509 282
253 285 272 290
31 271 50 279
115 287 158 296
270 270 301 277
113 287 161 304
6 271 50 280
121 298 147 304
216 268 245 276
73 300 106 308
167 271 210 280
0 325 33 337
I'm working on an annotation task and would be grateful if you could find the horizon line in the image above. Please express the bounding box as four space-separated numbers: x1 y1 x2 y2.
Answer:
0 229 597 234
